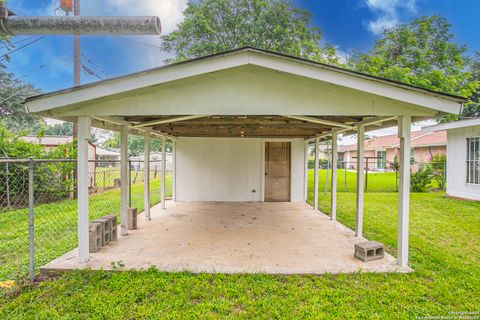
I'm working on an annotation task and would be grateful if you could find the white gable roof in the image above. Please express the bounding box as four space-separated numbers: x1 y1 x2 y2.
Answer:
423 118 480 132
25 47 465 116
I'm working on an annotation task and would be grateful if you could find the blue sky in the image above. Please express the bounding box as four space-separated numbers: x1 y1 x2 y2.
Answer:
2 0 480 94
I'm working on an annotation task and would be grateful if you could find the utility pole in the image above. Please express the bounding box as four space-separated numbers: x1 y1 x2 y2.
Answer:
73 0 80 137
1 1 161 199
1 1 161 135
74 0 80 87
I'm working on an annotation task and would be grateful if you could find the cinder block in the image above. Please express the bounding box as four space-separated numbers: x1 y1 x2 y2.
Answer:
127 207 137 230
354 241 385 262
89 223 102 253
93 217 112 246
104 214 118 241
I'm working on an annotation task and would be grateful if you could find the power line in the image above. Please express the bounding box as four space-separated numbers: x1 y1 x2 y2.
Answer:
0 59 74 104
0 36 39 50
81 53 107 77
0 36 46 61
17 58 73 79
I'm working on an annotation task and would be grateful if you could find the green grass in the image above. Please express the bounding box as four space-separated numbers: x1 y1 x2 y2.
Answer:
0 175 172 281
1 190 479 318
309 168 399 193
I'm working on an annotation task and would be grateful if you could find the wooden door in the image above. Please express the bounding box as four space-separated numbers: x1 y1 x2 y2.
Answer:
265 142 291 202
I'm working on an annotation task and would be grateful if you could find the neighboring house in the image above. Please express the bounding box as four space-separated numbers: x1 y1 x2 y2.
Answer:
130 152 173 172
20 135 96 160
338 130 447 171
96 146 120 162
309 144 330 160
424 119 480 201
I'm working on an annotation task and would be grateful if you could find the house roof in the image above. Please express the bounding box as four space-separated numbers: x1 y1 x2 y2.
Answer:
20 135 97 148
20 135 73 146
339 130 446 152
25 47 466 105
96 147 120 157
423 118 480 132
23 47 465 139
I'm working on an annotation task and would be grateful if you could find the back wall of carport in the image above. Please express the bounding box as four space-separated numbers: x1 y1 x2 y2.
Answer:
175 137 305 202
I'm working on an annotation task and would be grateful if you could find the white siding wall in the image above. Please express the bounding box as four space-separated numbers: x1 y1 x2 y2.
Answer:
176 137 305 202
447 126 480 201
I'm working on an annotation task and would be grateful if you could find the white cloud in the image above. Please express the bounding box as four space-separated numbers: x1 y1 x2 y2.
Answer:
365 0 417 34
334 46 350 64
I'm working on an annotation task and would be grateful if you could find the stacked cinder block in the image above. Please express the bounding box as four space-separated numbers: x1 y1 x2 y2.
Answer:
89 223 102 253
95 217 112 246
104 214 118 241
88 215 118 253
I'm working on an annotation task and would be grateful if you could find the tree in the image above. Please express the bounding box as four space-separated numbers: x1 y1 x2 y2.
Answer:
161 0 338 64
103 133 170 156
460 52 480 119
0 69 44 133
44 122 73 136
348 16 478 101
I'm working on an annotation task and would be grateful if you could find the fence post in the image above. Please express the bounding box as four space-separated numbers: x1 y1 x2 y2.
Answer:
5 161 11 207
325 156 329 195
128 160 132 207
28 159 35 282
344 164 347 192
443 162 447 191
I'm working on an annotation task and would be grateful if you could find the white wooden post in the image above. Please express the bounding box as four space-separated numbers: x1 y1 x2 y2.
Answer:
143 132 151 220
356 125 365 237
398 115 411 266
304 141 309 203
77 116 91 262
161 135 166 210
172 139 176 202
120 125 129 236
313 137 320 211
331 132 338 220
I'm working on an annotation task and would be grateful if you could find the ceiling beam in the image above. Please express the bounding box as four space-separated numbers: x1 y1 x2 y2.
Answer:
282 115 354 129
133 115 208 128
304 116 398 142
92 116 175 140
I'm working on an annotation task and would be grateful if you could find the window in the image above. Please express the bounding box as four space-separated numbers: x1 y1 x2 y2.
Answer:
467 137 480 184
377 151 386 170
410 148 415 165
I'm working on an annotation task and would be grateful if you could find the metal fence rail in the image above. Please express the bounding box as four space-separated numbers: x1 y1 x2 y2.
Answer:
0 157 443 282
0 159 170 282
307 159 447 193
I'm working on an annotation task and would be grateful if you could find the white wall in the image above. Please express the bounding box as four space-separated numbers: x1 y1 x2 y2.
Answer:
447 126 480 201
176 137 305 202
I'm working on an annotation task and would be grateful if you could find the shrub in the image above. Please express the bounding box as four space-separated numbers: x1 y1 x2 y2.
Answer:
0 125 77 208
431 154 447 190
410 164 433 192
308 159 329 169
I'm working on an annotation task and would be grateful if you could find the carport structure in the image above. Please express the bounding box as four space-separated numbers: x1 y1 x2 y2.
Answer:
26 47 465 272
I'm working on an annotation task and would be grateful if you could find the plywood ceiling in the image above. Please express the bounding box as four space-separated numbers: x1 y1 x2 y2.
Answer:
122 115 365 138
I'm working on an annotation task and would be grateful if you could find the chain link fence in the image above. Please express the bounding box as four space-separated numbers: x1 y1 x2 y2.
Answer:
307 159 447 194
0 159 171 282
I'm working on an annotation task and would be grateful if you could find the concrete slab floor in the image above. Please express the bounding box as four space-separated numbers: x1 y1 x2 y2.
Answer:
42 202 412 275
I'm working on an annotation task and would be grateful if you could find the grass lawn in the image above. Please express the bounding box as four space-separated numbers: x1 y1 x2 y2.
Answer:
0 175 172 281
310 168 399 193
1 191 478 318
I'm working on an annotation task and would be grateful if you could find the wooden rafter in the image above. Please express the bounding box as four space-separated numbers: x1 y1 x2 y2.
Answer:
133 115 208 128
282 115 354 129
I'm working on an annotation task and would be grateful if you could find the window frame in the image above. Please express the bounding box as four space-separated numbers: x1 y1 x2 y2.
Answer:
466 137 480 185
376 150 386 170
